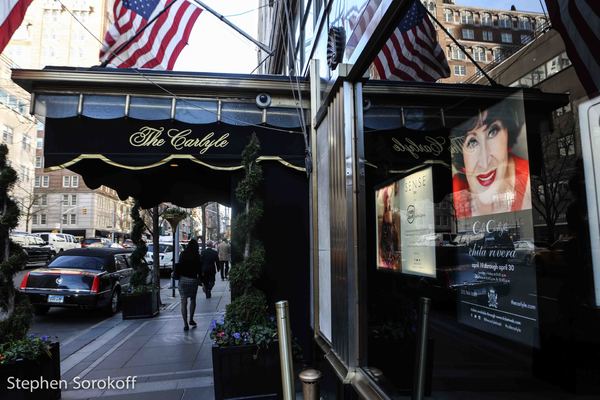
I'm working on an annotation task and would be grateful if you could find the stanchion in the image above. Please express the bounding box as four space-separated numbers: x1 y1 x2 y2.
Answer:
412 297 431 400
276 301 295 400
299 369 321 400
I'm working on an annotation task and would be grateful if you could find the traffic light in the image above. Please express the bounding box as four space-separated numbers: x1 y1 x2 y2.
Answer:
82 208 87 215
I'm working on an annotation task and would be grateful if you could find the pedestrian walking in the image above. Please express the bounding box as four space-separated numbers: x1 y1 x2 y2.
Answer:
200 241 219 298
175 238 201 331
217 239 231 280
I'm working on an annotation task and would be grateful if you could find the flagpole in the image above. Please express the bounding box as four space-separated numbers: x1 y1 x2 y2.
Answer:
100 0 179 67
423 7 498 86
188 0 272 55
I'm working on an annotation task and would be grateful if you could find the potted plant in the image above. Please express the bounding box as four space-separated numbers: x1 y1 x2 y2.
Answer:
121 200 159 319
0 144 60 399
210 134 282 400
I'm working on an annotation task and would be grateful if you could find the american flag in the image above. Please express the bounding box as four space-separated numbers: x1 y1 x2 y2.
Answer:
372 0 449 82
545 1 600 97
0 0 33 54
100 0 202 70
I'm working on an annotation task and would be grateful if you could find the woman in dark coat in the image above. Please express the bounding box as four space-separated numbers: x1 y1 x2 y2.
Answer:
176 239 201 330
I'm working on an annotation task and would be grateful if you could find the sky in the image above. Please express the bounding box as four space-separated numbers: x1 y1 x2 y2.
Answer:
175 0 260 73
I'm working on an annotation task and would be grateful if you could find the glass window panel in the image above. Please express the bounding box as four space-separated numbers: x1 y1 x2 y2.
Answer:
266 107 307 128
174 99 218 124
129 96 172 120
220 102 262 126
82 95 126 119
36 94 78 118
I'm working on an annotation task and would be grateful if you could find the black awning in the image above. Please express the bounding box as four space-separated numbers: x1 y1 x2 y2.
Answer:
43 117 307 208
44 117 306 171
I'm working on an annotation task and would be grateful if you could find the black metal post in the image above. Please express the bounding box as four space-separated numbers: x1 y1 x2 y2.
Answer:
413 297 431 400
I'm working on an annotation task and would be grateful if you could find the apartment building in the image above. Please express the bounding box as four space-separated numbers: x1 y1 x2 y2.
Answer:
3 0 133 237
422 0 547 83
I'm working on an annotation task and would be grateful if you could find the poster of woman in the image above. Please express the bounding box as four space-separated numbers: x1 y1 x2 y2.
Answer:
375 181 401 271
450 98 532 219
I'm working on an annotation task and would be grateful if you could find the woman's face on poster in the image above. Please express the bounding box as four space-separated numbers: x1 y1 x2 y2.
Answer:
462 110 510 205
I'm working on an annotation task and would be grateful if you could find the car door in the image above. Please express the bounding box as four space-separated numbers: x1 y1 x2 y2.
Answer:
115 254 132 289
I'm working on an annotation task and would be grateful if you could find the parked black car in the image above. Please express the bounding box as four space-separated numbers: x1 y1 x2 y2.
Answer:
10 233 55 268
19 247 134 315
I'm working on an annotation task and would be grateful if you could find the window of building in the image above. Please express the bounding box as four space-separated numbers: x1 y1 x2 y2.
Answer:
454 65 466 76
462 29 474 40
40 194 47 206
519 17 532 30
62 194 69 206
71 176 79 188
63 176 70 187
531 65 547 85
32 214 38 225
2 125 13 144
70 214 77 225
427 2 435 12
537 17 548 28
42 175 49 187
450 46 466 60
62 214 68 224
501 33 512 43
35 156 43 168
443 9 453 22
22 135 31 151
493 48 504 62
482 31 493 41
521 34 532 44
34 176 41 187
461 11 474 24
473 47 486 62
499 14 511 28
482 13 492 26
71 194 77 205
36 138 43 149
558 135 576 156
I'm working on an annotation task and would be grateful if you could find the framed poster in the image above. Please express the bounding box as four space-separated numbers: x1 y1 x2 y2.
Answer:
375 180 401 271
398 167 436 278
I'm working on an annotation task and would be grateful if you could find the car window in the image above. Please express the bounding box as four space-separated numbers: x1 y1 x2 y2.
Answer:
34 237 45 245
39 234 49 242
48 255 106 270
114 255 129 270
11 236 26 245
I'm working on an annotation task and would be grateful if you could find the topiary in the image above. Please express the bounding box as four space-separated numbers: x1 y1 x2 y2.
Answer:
224 134 269 332
0 144 30 344
129 200 150 291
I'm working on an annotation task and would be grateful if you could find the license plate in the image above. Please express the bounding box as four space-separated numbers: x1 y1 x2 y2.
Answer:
47 295 64 303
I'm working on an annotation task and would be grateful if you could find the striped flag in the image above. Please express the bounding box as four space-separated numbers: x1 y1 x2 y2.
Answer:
0 0 33 54
372 0 449 82
100 0 202 70
545 1 600 97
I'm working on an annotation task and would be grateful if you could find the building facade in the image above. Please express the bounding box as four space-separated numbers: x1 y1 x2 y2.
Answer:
257 0 599 398
422 0 547 83
3 0 133 237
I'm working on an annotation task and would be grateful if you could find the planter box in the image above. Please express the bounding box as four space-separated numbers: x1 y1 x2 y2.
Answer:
121 289 159 320
212 343 282 400
0 341 61 400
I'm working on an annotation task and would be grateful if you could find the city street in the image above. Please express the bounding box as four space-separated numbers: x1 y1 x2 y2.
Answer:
13 270 228 399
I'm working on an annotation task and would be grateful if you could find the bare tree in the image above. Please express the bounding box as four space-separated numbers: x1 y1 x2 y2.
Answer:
14 184 48 233
530 114 577 243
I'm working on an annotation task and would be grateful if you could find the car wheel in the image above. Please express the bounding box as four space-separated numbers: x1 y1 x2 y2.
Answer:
34 305 50 316
107 289 120 315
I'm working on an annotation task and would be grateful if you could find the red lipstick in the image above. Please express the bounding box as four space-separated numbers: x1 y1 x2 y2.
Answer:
476 170 496 187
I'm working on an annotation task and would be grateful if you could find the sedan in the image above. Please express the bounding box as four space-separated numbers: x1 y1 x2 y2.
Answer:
19 248 134 315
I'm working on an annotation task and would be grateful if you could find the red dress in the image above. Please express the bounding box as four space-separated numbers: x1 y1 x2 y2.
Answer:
453 155 530 219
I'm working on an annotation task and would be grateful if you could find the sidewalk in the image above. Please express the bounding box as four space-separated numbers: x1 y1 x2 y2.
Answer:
58 279 230 400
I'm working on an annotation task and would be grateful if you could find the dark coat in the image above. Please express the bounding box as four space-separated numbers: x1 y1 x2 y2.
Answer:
200 248 219 278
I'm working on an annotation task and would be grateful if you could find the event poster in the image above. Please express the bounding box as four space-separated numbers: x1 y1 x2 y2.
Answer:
450 94 539 347
399 167 436 278
375 181 401 271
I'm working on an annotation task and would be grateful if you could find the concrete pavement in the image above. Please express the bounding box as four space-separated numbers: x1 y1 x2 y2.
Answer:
56 279 230 400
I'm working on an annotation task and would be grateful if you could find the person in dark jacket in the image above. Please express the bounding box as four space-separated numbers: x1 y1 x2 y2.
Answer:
200 241 219 298
176 239 201 331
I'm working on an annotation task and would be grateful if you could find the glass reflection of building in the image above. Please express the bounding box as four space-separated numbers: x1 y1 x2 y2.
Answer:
258 0 599 398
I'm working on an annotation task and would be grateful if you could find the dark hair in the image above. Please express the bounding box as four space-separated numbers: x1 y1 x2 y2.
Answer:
180 238 199 262
451 104 521 173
